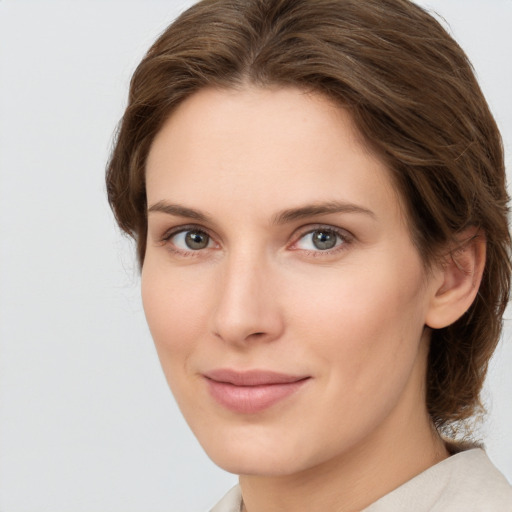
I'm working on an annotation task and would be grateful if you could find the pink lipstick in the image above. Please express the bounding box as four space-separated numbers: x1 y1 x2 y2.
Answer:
204 369 310 414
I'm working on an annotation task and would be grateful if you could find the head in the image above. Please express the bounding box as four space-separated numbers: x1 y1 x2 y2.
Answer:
107 0 510 459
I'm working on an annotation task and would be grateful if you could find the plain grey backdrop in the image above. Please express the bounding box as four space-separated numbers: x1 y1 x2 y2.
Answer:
0 1 511 511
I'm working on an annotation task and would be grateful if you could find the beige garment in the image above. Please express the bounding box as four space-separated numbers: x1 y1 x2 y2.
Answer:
210 449 512 512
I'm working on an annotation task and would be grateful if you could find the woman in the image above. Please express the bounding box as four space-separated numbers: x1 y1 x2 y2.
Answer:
106 0 512 510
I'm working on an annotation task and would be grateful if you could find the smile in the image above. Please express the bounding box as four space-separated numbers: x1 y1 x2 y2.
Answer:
203 369 311 414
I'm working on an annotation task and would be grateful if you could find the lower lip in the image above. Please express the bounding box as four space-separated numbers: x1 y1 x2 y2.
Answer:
206 378 309 414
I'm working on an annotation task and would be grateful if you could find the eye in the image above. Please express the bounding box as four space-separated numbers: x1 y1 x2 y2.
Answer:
294 228 347 251
167 229 213 251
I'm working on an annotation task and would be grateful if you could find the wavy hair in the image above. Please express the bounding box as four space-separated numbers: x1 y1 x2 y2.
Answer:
106 0 511 434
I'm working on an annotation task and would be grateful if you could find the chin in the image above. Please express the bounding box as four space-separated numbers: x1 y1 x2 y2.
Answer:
195 425 324 477
209 451 304 477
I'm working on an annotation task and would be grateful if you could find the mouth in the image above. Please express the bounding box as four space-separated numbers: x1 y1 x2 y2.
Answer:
203 369 311 414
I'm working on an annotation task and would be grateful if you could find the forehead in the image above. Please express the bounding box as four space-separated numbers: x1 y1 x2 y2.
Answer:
145 86 405 226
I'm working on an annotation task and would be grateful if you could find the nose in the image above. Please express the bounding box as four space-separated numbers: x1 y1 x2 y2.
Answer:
211 251 285 346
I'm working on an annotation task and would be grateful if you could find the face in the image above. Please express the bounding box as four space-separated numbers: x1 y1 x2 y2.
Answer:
142 86 442 476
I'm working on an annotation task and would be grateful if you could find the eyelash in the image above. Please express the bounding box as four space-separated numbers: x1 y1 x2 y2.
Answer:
160 224 216 257
289 225 353 257
159 224 353 257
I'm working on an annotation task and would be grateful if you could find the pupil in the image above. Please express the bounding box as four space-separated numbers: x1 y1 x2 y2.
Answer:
185 231 209 249
312 230 337 250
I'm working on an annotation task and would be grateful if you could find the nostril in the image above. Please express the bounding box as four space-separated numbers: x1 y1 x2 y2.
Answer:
244 331 268 341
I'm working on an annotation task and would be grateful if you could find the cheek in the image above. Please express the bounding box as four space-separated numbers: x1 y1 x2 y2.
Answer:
141 260 211 364
287 254 428 383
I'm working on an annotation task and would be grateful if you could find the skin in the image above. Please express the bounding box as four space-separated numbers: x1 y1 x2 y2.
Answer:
142 86 482 511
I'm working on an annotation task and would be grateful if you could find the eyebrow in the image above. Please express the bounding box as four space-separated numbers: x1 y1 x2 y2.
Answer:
147 200 375 224
147 201 212 222
271 201 376 225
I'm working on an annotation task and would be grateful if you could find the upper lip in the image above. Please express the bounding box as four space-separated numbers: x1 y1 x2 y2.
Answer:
204 369 310 386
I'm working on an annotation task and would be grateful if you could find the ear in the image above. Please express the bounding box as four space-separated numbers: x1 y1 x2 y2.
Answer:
425 228 486 329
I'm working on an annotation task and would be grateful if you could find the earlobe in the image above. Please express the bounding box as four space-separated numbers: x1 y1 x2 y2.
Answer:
425 228 486 330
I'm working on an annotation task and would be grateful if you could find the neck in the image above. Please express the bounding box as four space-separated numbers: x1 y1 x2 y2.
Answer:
240 427 447 512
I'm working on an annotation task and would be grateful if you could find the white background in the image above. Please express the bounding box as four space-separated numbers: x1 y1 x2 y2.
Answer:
0 1 510 511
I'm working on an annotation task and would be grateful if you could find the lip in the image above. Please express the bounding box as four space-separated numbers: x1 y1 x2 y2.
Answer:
203 369 310 414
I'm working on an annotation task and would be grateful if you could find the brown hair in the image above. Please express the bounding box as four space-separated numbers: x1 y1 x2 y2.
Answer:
106 0 510 435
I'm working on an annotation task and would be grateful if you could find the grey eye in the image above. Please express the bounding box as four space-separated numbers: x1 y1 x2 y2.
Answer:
295 228 343 251
170 229 212 250
185 230 210 250
311 230 338 250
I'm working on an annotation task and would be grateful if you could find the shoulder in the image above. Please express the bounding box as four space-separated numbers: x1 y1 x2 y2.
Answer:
364 448 512 511
210 485 242 512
